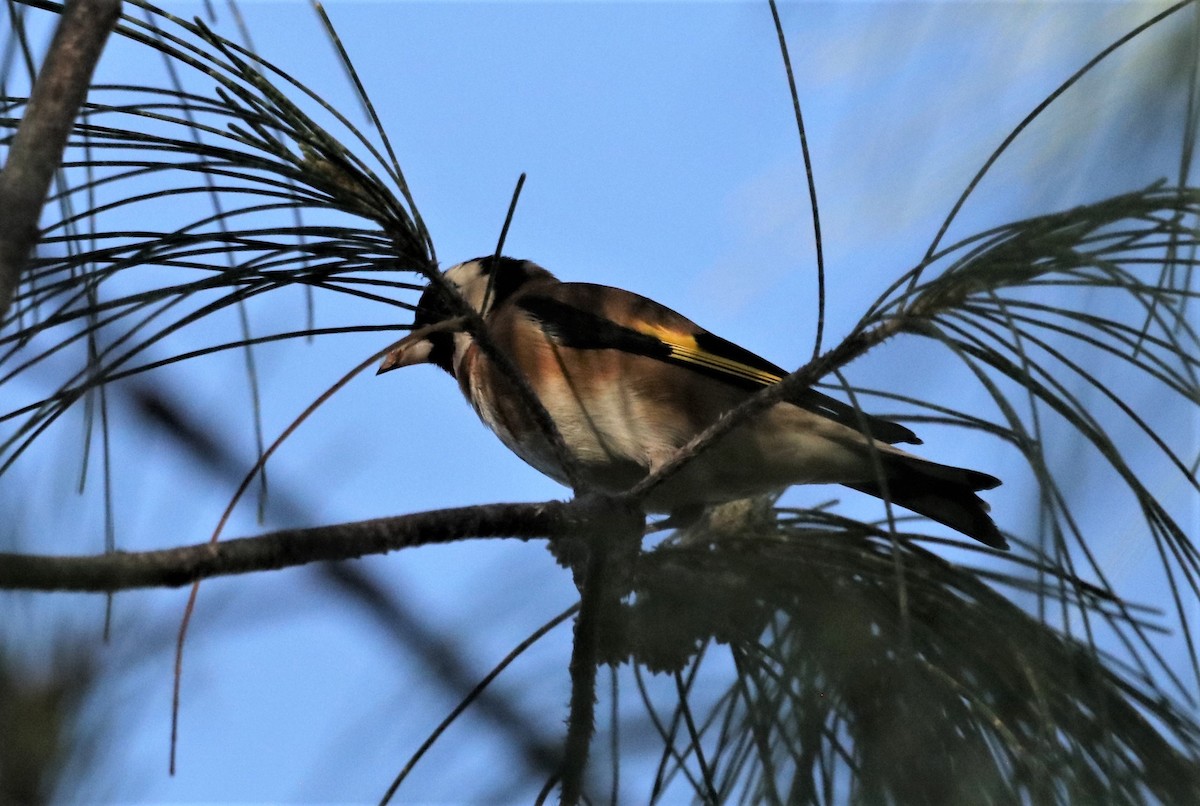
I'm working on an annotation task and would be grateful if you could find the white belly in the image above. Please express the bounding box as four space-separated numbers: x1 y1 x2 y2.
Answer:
466 371 887 512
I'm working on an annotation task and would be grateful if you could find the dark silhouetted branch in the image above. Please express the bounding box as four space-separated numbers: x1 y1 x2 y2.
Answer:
0 0 122 319
558 495 644 805
0 501 568 592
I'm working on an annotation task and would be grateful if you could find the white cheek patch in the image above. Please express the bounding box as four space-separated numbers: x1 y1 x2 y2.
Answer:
443 262 491 314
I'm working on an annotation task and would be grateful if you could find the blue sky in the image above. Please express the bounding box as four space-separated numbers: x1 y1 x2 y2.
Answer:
2 1 1196 801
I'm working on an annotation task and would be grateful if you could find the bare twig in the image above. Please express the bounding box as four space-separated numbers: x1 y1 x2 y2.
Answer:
0 0 122 320
0 501 568 592
130 379 564 783
379 605 579 805
626 317 908 505
768 0 826 360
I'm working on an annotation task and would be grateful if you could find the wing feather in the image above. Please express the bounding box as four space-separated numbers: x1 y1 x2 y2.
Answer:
515 285 920 445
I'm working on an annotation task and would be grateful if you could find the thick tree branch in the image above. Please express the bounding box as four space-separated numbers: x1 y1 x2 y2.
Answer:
0 501 568 592
558 495 644 805
0 0 122 320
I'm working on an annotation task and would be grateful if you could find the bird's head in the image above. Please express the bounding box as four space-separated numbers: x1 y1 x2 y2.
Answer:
377 256 552 376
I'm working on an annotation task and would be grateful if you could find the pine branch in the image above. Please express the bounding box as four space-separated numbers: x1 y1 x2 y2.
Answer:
0 501 568 592
0 0 121 319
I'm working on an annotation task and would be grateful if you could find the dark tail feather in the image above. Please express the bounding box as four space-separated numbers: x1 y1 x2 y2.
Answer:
845 456 1007 549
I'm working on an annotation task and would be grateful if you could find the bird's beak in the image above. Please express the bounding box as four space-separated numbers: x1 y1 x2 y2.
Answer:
377 331 435 374
377 317 467 375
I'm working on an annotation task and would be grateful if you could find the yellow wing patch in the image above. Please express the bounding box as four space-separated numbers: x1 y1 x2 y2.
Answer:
631 322 783 387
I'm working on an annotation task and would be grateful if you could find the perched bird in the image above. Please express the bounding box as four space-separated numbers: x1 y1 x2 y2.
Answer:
378 257 1005 549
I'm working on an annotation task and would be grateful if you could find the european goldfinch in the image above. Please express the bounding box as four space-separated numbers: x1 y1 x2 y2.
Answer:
378 257 1005 549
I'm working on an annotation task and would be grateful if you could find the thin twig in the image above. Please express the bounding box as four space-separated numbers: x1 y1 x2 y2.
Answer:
768 0 826 359
379 605 578 805
674 669 719 803
625 317 907 504
171 328 460 773
483 172 526 314
911 0 1195 292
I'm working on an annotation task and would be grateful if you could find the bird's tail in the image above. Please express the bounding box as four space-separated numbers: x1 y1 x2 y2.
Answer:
845 455 1006 549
